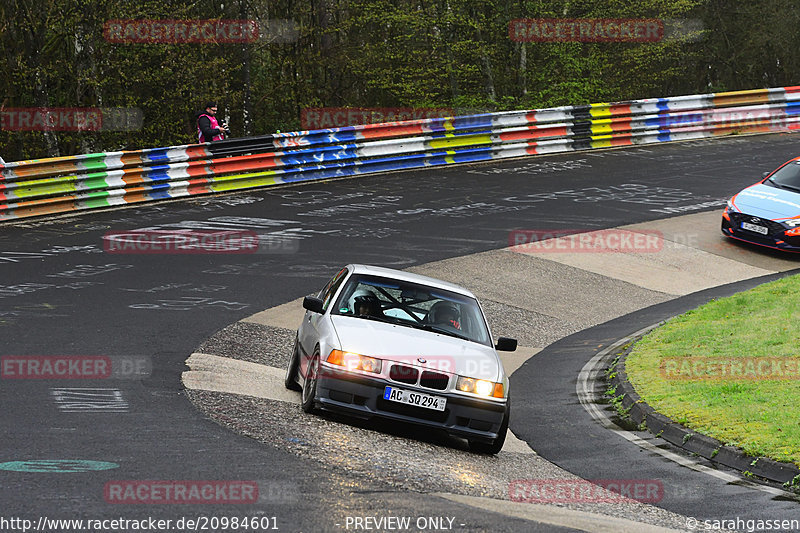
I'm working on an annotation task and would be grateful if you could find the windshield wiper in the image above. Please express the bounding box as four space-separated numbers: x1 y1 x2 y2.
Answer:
767 178 800 192
406 322 472 342
356 314 395 325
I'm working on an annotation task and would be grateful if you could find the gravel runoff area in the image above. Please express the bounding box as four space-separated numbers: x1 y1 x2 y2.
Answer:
190 322 695 532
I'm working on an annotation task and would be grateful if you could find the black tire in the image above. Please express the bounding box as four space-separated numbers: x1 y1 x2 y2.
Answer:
284 338 302 391
301 349 320 413
469 399 510 455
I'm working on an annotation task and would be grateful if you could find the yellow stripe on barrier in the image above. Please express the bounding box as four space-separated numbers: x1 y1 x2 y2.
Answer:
429 134 492 149
208 171 281 192
589 103 612 119
10 180 79 199
714 89 770 106
590 122 614 135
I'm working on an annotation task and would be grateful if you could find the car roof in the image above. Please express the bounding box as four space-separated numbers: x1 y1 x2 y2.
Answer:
348 264 476 298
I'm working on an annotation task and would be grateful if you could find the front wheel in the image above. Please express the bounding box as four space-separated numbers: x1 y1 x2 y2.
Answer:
469 400 510 455
284 338 302 391
301 350 320 413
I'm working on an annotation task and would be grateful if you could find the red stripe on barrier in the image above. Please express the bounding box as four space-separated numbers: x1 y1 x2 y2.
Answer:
185 145 212 159
187 165 214 177
608 117 633 131
358 124 427 139
608 104 632 116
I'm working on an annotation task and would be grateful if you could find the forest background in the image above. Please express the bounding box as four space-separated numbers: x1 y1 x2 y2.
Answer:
1 0 797 161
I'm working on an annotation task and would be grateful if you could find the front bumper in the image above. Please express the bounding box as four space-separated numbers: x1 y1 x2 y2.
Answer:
316 365 507 443
721 212 800 253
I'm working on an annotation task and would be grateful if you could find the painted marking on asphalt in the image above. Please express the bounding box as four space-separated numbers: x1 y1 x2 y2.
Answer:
577 324 790 497
50 388 128 412
435 492 683 533
0 460 119 472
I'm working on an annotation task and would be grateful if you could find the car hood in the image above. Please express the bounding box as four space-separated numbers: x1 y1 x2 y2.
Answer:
732 183 800 220
330 315 502 381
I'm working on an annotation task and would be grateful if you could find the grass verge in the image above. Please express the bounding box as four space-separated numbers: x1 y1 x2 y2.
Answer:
625 273 800 466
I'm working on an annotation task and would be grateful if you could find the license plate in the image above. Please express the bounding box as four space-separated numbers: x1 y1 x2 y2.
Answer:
383 386 446 411
741 222 768 235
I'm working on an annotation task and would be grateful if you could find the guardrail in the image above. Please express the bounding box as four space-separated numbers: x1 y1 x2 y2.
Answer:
2 86 800 221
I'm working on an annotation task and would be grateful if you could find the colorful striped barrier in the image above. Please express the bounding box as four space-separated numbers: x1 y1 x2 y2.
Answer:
2 86 800 221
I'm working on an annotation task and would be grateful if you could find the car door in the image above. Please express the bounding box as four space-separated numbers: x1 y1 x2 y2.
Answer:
298 267 349 378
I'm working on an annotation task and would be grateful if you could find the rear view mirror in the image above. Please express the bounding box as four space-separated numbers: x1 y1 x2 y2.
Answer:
495 337 517 352
303 296 325 314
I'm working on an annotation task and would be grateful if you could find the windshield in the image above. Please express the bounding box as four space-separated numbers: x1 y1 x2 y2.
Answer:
766 161 800 191
332 274 492 347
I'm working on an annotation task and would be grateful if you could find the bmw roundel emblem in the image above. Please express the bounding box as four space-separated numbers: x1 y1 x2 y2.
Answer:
417 358 427 364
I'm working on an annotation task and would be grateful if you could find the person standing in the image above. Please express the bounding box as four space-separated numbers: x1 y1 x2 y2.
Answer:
196 102 230 143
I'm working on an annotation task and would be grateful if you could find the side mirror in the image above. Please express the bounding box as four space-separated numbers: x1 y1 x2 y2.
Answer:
495 337 517 352
303 296 325 314
763 171 771 178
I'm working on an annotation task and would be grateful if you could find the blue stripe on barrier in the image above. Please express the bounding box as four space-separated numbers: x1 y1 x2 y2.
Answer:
453 115 493 129
147 190 174 200
147 182 172 192
145 170 173 182
280 147 361 166
785 102 800 115
143 149 171 163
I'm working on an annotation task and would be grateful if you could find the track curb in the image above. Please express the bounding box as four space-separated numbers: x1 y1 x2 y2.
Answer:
609 334 800 486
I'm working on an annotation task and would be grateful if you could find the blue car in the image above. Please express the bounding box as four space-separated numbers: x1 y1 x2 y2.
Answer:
722 157 800 252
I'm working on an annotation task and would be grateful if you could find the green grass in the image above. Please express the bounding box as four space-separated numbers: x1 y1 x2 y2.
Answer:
625 274 800 466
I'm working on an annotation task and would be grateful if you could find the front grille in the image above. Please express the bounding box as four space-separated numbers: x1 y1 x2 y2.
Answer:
729 212 786 236
420 370 449 390
390 364 418 384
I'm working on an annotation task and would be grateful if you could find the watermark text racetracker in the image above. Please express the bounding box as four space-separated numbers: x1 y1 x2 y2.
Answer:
103 19 298 44
1 355 151 380
508 18 704 43
103 230 298 254
509 479 664 503
509 18 663 42
1 107 143 132
301 107 456 129
104 480 298 505
661 357 800 381
509 229 667 253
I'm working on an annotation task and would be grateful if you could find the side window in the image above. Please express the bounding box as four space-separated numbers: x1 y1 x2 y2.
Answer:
318 268 348 311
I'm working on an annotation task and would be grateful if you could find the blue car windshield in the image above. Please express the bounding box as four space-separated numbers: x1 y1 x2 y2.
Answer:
332 274 492 346
768 161 800 190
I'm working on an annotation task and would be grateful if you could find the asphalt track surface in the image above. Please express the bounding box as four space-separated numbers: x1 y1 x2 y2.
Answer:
2 133 800 532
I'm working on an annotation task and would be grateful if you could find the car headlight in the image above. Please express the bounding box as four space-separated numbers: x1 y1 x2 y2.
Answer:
783 218 800 227
456 376 504 398
326 349 382 374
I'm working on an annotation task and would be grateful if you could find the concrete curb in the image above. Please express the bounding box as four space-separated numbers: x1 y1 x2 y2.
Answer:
609 337 800 486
